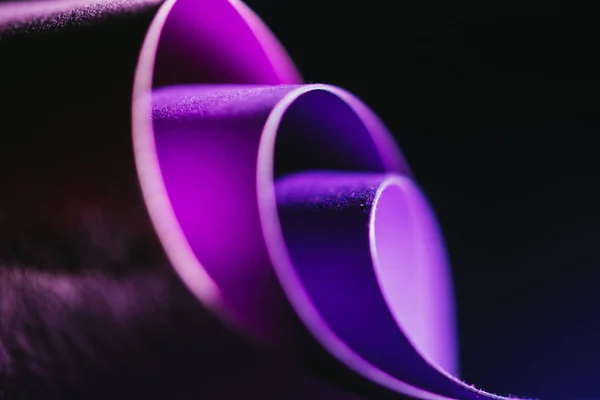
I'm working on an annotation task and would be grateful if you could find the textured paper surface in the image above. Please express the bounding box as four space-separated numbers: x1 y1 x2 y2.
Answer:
0 0 536 397
149 84 529 400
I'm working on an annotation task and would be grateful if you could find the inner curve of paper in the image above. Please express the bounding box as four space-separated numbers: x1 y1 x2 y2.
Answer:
371 178 456 374
148 82 519 400
138 0 521 398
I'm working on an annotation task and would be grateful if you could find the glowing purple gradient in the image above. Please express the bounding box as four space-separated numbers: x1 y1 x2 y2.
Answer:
152 0 301 87
371 176 457 377
130 1 527 398
136 82 527 399
0 0 536 398
132 0 303 340
274 171 475 399
274 171 459 379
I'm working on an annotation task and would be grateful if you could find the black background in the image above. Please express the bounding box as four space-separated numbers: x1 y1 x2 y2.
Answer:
245 1 600 399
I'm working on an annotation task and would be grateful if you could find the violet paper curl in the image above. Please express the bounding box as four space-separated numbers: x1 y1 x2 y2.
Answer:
145 83 530 400
0 0 531 399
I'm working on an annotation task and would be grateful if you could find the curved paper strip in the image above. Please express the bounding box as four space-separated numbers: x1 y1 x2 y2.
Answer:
145 83 409 340
151 0 302 87
0 0 526 398
144 84 522 400
274 171 511 400
275 171 458 378
254 86 519 399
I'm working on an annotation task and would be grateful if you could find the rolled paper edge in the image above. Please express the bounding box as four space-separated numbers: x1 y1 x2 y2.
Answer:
132 0 303 329
140 69 524 399
256 86 449 400
258 88 527 400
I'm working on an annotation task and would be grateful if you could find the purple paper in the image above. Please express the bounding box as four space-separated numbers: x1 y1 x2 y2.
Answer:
140 83 529 400
0 0 536 397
